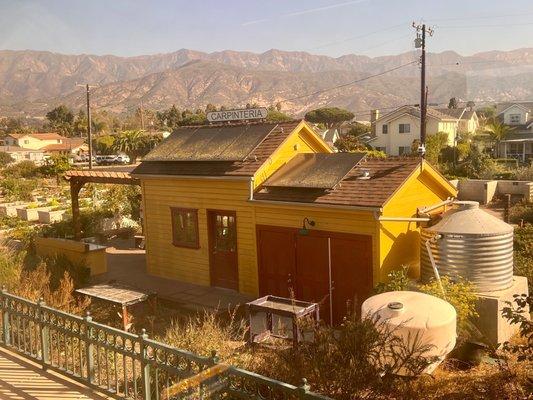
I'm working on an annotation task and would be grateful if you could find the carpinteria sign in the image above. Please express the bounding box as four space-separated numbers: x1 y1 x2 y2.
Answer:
206 107 268 122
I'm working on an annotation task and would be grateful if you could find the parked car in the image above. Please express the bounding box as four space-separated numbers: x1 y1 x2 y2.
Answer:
116 154 131 164
96 155 118 165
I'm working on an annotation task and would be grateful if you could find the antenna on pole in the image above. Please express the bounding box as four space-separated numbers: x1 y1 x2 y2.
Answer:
412 22 434 158
76 83 98 170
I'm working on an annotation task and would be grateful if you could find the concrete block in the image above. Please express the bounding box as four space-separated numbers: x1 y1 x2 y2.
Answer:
457 180 498 204
473 275 529 347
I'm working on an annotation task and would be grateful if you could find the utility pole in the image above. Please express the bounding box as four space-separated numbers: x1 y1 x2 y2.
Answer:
139 101 145 130
412 22 433 157
76 83 98 169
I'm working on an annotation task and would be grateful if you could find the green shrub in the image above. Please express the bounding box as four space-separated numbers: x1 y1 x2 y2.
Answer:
2 160 40 178
419 277 478 339
514 225 532 293
0 177 38 201
0 216 28 230
513 165 533 181
509 202 533 225
0 152 14 166
374 266 410 293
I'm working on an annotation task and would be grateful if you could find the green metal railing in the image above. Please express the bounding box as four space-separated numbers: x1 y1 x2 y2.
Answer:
0 288 330 400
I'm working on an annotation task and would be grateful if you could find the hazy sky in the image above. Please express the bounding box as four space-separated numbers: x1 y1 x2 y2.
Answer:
1 0 532 58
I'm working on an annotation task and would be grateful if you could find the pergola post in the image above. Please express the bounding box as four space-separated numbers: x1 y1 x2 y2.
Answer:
70 180 84 240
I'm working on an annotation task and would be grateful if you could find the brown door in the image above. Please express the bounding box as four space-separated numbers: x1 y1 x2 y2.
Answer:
256 225 373 325
330 235 373 324
295 235 331 322
257 226 296 298
208 210 238 290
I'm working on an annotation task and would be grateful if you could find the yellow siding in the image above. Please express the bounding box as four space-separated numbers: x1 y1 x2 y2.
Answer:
142 178 260 295
378 164 456 281
253 123 332 187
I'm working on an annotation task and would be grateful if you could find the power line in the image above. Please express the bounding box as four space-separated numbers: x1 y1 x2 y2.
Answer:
438 21 533 29
279 60 418 104
428 10 533 22
307 22 407 50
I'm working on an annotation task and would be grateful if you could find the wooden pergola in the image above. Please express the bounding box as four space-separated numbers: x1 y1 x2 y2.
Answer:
64 168 140 239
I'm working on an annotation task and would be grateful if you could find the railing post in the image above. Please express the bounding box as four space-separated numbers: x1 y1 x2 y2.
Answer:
37 298 50 369
1 286 10 346
200 350 220 399
297 378 310 400
139 328 152 400
84 312 95 384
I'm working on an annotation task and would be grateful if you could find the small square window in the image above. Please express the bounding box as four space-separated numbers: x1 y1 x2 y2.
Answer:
382 125 388 134
399 124 411 133
398 146 411 155
509 114 521 124
171 207 199 248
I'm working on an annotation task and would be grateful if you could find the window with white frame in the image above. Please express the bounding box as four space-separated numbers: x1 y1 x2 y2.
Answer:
398 146 411 155
399 123 410 133
509 114 521 124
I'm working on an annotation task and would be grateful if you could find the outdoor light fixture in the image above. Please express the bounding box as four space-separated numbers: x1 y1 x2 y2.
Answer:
298 217 316 236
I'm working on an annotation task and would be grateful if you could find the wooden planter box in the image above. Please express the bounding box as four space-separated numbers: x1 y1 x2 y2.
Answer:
38 209 67 224
35 237 107 275
16 206 51 222
0 202 28 217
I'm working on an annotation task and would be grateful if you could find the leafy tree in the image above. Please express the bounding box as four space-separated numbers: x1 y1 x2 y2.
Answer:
334 135 366 152
46 105 74 136
347 122 371 136
0 152 14 167
484 119 515 156
466 100 476 111
477 106 496 119
266 109 292 123
458 146 495 178
3 160 39 178
424 132 449 164
205 103 217 113
0 177 38 201
40 154 71 184
157 105 182 130
447 97 458 109
179 112 207 126
94 135 115 155
305 107 354 128
112 130 146 163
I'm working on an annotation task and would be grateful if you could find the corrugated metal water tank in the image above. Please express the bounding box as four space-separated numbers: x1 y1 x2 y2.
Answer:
420 201 514 292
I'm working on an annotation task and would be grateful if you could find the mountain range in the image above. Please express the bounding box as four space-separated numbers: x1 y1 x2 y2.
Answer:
0 47 532 118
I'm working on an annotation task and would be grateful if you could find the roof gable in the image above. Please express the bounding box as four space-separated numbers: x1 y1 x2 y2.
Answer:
497 103 531 115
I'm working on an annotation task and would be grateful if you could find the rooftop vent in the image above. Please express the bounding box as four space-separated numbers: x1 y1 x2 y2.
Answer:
357 169 371 180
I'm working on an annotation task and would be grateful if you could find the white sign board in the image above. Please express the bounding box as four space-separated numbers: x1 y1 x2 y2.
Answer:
206 107 268 123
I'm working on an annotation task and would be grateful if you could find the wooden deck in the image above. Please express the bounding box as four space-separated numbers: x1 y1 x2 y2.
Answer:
0 348 109 400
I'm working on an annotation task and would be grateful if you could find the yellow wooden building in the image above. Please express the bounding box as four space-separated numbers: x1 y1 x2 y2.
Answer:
132 120 456 323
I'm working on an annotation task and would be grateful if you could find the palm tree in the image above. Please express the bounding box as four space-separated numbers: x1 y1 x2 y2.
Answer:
112 130 145 163
484 120 514 157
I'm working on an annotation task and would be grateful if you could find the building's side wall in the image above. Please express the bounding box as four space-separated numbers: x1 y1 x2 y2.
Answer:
373 115 455 155
15 137 61 150
142 178 259 295
379 167 455 281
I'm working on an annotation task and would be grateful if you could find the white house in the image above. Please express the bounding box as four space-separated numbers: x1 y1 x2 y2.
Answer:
371 106 458 156
496 101 533 162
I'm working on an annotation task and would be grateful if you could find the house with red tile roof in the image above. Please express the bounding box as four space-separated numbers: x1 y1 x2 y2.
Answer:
132 120 456 323
2 132 87 156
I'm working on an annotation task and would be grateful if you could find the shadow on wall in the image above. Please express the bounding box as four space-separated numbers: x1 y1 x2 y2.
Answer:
381 225 421 281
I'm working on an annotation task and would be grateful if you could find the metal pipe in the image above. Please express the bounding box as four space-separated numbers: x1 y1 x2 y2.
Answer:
375 214 430 222
425 236 446 299
249 177 255 201
418 198 454 215
327 237 333 326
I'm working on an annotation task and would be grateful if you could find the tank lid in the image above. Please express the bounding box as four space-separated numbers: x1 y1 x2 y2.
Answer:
426 200 513 235
361 291 456 328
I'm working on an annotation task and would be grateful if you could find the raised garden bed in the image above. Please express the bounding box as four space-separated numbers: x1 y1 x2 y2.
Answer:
0 202 29 217
16 206 51 221
37 209 67 224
